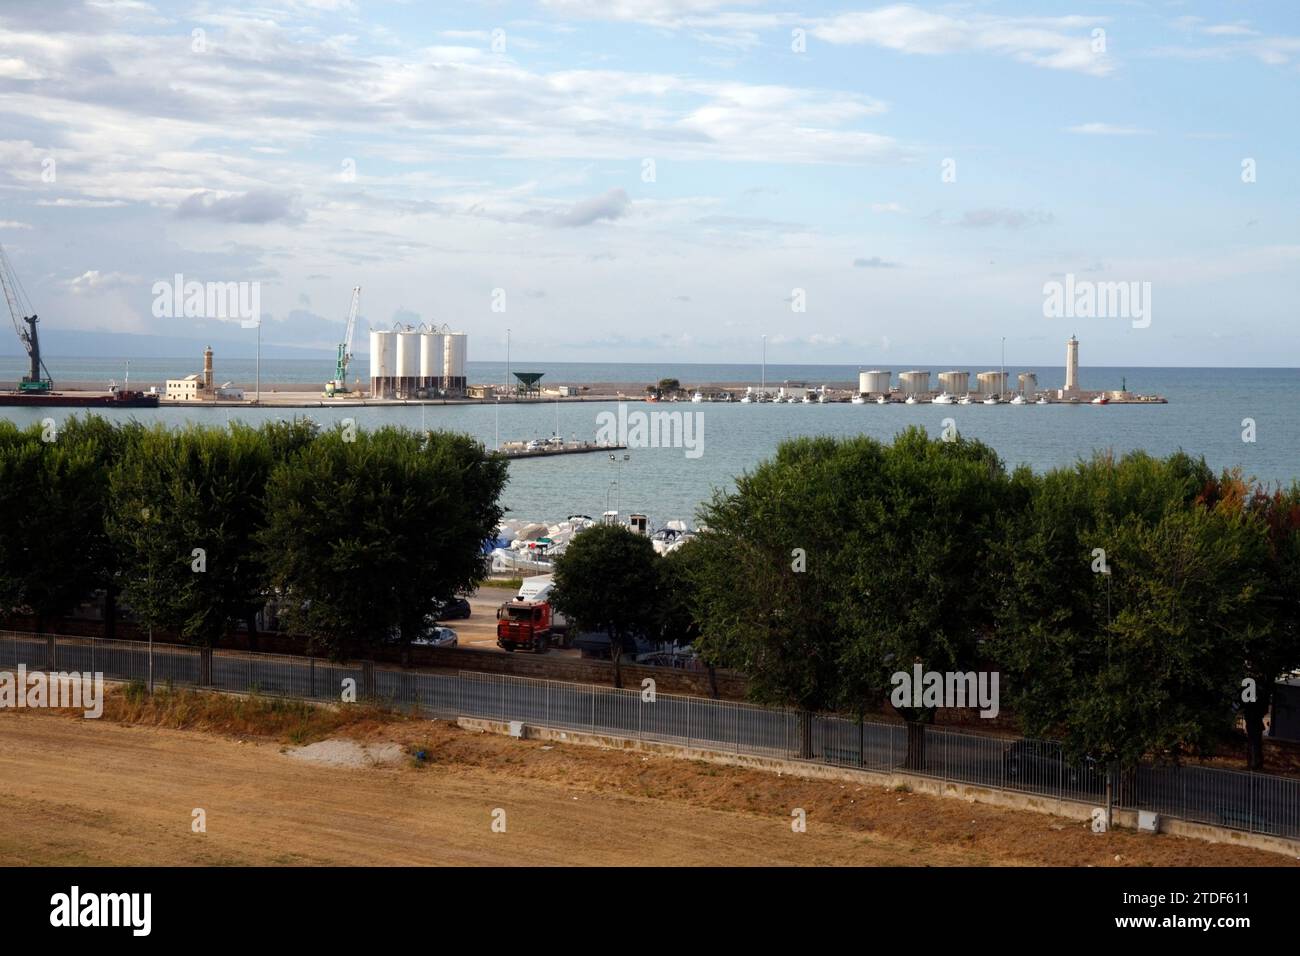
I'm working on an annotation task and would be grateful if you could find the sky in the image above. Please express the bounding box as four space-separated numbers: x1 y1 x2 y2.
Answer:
0 0 1297 368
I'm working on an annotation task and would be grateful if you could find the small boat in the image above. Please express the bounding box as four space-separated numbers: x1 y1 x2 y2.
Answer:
983 395 1000 405
905 395 918 405
739 394 752 404
958 395 973 405
932 392 954 405
1091 394 1109 405
851 394 866 405
691 392 704 404
817 391 827 404
1010 394 1026 405
1035 395 1049 405
876 395 888 405
802 394 813 404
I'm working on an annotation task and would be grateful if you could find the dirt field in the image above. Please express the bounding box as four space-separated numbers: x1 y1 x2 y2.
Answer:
0 702 1294 867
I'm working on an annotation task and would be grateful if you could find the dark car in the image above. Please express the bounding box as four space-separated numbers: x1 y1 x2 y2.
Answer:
434 596 472 620
1002 739 1103 795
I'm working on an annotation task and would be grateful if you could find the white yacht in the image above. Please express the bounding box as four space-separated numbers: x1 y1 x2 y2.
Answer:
851 394 866 405
905 395 918 405
1035 395 1049 405
691 391 704 403
958 395 973 405
876 394 888 405
1010 394 1027 405
932 392 954 405
739 394 752 404
982 394 1000 405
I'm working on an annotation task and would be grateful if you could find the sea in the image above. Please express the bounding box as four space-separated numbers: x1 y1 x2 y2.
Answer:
1 357 1297 525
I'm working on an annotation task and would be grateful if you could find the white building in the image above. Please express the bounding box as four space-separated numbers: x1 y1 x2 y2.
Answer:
165 374 202 401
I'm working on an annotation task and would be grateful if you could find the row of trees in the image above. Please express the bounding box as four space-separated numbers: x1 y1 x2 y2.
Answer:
0 418 507 659
616 427 1299 770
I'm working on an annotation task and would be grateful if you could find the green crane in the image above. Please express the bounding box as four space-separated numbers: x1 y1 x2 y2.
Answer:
0 243 53 392
325 286 361 397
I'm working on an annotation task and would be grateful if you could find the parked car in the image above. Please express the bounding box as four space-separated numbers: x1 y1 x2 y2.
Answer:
1002 739 1101 793
526 439 545 451
413 625 458 648
433 596 471 620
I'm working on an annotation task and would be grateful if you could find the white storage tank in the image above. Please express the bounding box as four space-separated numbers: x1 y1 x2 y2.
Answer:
369 330 396 397
899 370 930 395
419 332 445 388
938 371 969 395
443 332 468 392
396 331 421 381
1018 372 1038 394
860 370 891 395
977 371 1008 395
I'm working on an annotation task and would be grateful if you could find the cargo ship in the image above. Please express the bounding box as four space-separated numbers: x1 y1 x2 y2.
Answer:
0 243 159 409
0 387 159 408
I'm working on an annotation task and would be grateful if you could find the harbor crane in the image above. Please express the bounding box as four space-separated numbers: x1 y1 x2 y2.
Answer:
325 286 361 396
0 244 53 392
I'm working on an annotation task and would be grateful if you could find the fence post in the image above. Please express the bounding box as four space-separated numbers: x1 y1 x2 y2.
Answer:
687 697 692 748
361 661 375 702
309 657 316 698
500 674 506 722
200 647 213 687
47 634 56 671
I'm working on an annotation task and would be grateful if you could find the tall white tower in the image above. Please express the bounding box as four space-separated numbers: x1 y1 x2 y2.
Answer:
1065 335 1079 392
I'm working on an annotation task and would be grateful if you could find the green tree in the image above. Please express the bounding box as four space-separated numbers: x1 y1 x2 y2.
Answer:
108 424 274 648
994 451 1268 772
259 426 506 660
0 417 121 632
691 428 1010 762
552 524 660 688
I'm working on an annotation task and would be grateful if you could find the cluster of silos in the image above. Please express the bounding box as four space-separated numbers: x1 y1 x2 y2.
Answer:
369 327 468 398
977 371 1008 395
858 370 891 395
938 371 969 395
899 370 930 396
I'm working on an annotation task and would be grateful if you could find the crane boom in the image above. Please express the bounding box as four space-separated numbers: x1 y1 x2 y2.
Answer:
325 285 361 396
0 243 53 392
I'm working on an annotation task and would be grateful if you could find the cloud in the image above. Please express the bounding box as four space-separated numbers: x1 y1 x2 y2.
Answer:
0 220 32 230
550 188 632 227
176 190 305 224
67 270 140 293
870 202 907 214
812 6 1113 77
1067 123 1152 136
957 208 1054 230
854 256 899 268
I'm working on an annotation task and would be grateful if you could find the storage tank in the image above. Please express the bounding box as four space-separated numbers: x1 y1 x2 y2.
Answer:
443 332 468 393
1018 372 1038 395
369 330 396 397
860 370 891 395
419 332 445 389
977 371 1008 395
395 330 420 392
938 371 969 395
899 370 930 395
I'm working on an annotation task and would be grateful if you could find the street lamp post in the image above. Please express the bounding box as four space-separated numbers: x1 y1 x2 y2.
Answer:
761 334 766 396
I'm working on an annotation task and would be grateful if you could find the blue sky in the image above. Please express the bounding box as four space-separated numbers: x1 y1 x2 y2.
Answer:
0 0 1296 367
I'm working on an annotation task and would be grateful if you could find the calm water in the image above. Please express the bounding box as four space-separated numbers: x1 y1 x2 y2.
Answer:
2 361 1297 525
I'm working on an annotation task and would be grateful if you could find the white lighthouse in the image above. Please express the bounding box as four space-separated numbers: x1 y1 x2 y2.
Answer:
1065 334 1079 392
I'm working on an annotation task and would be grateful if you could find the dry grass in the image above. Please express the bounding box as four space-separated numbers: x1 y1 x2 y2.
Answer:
86 681 407 746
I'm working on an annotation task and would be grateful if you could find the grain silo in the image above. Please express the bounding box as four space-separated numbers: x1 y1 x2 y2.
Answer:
938 371 969 395
419 330 445 390
899 370 930 395
394 330 420 396
1018 372 1038 395
369 330 397 398
443 332 468 394
977 371 1008 395
860 370 891 395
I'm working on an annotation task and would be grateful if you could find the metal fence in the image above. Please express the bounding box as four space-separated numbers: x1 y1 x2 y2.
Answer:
3 631 1296 842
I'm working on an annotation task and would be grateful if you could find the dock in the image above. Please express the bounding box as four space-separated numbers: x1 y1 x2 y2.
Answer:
497 441 627 459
